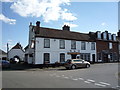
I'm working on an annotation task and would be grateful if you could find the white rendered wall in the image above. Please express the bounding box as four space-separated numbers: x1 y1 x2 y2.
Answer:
35 37 96 64
8 49 25 61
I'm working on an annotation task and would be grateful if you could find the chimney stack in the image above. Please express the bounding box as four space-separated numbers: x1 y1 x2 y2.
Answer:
30 22 32 26
62 25 70 31
117 30 120 37
36 21 40 27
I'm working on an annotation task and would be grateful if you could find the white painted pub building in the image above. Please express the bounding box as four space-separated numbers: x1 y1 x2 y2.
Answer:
25 21 96 64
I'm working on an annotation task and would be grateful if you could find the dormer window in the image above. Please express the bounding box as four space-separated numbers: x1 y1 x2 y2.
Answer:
112 34 116 41
97 31 101 39
108 33 112 40
103 32 107 40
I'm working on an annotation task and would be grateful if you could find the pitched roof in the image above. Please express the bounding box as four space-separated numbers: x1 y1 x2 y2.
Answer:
12 43 23 49
34 27 95 42
24 45 29 50
0 49 7 55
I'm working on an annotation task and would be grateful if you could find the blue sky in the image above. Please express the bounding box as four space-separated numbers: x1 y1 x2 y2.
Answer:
0 0 118 52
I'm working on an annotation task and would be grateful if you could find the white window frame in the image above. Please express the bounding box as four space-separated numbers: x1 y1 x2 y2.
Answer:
60 40 65 49
81 41 86 50
44 39 50 48
109 43 112 49
91 42 95 50
71 40 76 49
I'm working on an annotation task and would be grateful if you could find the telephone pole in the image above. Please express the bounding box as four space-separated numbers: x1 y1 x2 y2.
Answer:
7 43 9 61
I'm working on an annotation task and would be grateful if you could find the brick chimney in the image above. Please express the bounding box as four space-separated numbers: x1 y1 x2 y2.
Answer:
62 25 70 31
36 21 40 27
117 30 120 37
35 21 40 34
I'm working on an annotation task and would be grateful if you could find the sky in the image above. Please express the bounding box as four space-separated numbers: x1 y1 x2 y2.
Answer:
0 0 118 52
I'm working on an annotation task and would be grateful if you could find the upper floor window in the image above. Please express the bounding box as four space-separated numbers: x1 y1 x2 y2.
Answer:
44 39 50 48
108 33 112 40
81 41 86 50
31 40 35 48
71 40 76 49
112 34 116 41
109 43 112 49
97 31 101 39
91 42 95 50
60 40 65 49
103 32 107 40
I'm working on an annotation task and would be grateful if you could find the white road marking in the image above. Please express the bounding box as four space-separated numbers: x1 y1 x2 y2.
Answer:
72 78 78 81
87 79 95 83
56 75 60 77
115 86 120 89
63 77 69 79
78 78 84 80
116 86 120 88
99 82 111 86
95 83 106 87
62 75 65 77
84 81 91 84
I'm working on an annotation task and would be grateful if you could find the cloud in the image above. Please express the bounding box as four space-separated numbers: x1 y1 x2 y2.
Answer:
101 22 107 26
0 0 14 2
63 22 78 28
10 0 77 22
0 14 16 24
61 9 77 21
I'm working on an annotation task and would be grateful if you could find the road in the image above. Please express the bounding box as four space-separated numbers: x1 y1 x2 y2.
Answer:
2 63 120 89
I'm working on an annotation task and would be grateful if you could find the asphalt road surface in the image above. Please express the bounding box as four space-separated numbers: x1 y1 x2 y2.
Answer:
2 63 120 89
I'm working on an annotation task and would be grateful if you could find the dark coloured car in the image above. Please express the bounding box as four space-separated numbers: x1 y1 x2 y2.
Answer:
0 60 10 68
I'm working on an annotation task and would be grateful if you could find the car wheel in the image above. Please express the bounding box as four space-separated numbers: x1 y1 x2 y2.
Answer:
71 65 76 69
86 64 90 68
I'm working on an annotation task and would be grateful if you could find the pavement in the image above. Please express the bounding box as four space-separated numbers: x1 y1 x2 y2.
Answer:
2 63 120 89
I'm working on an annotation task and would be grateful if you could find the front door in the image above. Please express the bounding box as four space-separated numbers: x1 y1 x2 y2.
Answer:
103 54 108 63
92 54 95 63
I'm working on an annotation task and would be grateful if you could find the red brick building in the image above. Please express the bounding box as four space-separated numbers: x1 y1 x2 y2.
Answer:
95 31 119 63
117 30 120 61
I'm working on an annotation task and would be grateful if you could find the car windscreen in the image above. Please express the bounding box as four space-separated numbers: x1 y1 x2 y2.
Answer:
73 60 82 62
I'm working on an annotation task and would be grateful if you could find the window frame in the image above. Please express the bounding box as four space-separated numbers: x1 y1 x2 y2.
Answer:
44 39 50 48
60 40 65 49
91 42 95 50
60 53 65 62
44 53 50 64
71 40 76 49
81 41 86 50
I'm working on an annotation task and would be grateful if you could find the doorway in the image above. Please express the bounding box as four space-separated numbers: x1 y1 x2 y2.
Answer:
71 54 77 59
103 54 109 63
92 54 95 63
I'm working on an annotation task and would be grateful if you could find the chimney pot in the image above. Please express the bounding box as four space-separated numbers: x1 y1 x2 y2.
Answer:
36 21 40 27
118 30 120 37
62 25 70 31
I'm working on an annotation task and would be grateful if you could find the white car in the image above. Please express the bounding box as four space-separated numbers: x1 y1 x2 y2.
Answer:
64 59 90 69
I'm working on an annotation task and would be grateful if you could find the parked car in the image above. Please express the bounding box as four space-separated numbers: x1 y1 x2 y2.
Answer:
64 59 90 69
0 60 10 68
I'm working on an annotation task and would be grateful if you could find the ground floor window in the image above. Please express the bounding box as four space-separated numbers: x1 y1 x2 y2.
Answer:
60 53 65 62
44 53 50 64
113 53 117 61
97 52 102 60
80 53 90 61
